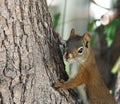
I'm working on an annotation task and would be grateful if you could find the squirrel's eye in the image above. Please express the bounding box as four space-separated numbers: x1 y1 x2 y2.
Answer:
78 47 83 54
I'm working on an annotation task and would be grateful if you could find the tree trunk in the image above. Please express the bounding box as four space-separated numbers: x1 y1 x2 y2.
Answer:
0 0 78 103
114 28 120 104
115 69 120 104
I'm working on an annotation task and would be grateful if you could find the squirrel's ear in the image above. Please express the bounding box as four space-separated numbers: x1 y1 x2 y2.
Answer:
82 32 91 48
70 28 76 37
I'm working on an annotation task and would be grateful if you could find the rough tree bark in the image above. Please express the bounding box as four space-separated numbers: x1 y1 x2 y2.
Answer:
0 0 78 104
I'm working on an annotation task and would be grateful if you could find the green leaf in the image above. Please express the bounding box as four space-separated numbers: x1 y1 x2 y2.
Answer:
111 57 120 74
104 18 120 46
53 13 60 29
87 20 97 32
64 60 70 75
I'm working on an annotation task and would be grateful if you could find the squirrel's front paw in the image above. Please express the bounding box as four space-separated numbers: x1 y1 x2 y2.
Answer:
53 82 64 89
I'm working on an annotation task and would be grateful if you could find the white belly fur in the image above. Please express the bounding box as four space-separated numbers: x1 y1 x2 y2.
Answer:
69 62 89 104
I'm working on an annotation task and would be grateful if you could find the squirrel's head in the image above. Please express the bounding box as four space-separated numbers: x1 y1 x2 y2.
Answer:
63 28 91 64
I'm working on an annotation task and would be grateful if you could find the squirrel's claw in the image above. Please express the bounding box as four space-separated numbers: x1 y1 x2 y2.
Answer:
53 82 64 89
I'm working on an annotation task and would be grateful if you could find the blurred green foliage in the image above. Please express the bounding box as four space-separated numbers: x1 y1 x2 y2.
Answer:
104 18 120 46
64 60 70 75
87 19 98 32
111 57 120 74
53 13 60 29
87 18 120 47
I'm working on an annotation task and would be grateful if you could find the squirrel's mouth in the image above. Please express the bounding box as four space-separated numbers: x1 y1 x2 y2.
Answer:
64 58 75 64
64 55 86 64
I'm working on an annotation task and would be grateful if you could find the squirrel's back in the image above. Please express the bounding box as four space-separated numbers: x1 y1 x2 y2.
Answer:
84 49 116 104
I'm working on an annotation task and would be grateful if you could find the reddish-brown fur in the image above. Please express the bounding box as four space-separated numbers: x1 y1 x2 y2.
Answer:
54 29 116 104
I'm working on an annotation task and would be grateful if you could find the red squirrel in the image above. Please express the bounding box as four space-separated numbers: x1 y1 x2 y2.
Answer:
54 29 116 104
